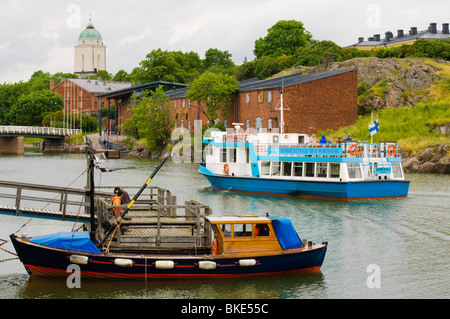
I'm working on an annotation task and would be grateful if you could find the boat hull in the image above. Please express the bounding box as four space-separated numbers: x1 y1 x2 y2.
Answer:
10 235 327 279
199 166 409 201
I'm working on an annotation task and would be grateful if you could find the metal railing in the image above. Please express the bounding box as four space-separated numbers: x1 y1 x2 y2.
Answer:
0 126 81 136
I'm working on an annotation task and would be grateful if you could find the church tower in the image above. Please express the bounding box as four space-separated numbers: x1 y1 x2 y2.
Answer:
74 19 106 75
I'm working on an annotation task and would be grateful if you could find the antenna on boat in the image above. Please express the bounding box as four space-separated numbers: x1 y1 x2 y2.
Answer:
275 77 290 135
97 156 169 249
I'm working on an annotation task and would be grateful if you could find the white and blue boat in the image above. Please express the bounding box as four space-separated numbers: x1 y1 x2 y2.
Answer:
199 123 410 201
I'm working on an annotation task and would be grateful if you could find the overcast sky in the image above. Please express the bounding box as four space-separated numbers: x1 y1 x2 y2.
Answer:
1 0 449 84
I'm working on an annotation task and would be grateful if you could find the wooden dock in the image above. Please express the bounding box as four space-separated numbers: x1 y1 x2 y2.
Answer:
0 180 176 222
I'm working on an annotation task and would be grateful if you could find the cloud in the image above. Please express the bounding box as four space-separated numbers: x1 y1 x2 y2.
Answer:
119 29 152 46
0 0 449 84
168 13 213 46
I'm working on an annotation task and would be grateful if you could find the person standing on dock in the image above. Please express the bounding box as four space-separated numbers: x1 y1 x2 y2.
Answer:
114 187 130 204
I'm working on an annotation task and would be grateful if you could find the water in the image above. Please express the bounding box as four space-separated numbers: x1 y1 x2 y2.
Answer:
0 152 449 299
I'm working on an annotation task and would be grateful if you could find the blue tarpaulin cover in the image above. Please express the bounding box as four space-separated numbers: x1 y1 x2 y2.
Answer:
269 217 303 249
29 231 101 254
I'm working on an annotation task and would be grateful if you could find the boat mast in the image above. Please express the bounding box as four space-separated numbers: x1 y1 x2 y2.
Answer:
87 150 96 243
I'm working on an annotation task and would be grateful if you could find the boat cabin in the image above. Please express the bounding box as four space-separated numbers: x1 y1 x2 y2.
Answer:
206 215 304 257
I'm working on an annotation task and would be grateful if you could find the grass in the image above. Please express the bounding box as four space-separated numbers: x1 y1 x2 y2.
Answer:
319 96 450 156
320 58 450 157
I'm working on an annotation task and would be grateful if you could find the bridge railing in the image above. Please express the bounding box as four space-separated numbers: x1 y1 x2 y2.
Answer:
0 126 82 136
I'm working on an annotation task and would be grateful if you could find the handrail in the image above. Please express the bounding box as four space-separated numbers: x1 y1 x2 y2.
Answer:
0 126 81 136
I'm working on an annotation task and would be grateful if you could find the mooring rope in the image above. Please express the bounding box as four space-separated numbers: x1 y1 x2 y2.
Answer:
0 238 18 263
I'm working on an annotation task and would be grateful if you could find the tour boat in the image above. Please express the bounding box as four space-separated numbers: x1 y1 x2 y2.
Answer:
198 123 410 201
10 153 327 279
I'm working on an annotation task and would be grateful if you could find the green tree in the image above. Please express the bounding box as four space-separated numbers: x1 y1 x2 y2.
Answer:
122 86 173 150
96 70 112 81
293 40 344 66
131 49 202 84
42 110 98 132
9 90 63 126
203 48 235 74
112 70 131 82
254 20 312 59
185 72 239 123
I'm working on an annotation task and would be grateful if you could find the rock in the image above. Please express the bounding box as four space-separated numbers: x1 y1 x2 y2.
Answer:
418 161 436 173
403 156 421 172
418 148 434 162
436 157 450 173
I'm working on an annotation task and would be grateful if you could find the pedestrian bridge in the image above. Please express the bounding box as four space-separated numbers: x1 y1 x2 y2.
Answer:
0 126 81 138
0 126 82 155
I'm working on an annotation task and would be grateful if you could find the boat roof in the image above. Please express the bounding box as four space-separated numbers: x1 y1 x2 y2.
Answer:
205 215 271 223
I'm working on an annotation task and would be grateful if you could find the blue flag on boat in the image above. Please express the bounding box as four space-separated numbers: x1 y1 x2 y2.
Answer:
369 120 379 136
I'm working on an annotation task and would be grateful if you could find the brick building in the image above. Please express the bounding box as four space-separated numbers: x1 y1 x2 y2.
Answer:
50 77 132 119
167 68 358 134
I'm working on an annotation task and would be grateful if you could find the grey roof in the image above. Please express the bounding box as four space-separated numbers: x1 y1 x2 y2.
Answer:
347 22 450 48
165 68 356 99
65 78 132 94
96 81 187 99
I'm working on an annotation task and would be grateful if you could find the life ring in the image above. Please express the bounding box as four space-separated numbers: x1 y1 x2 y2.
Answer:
349 144 359 156
223 163 230 174
212 238 218 255
387 145 397 156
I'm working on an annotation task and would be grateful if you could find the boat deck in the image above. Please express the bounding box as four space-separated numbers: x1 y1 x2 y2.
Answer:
96 199 213 255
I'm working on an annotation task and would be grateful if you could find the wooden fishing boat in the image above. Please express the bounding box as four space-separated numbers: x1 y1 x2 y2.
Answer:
10 152 327 279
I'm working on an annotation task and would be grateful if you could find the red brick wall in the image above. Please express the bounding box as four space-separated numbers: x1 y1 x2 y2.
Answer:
234 69 358 134
120 69 358 135
51 80 106 115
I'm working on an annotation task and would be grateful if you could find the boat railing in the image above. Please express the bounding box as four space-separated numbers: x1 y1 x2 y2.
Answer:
253 142 401 159
95 197 213 252
223 133 248 143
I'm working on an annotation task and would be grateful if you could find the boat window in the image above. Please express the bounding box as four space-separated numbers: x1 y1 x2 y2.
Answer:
293 162 303 176
204 144 213 156
316 163 327 178
330 163 340 178
221 224 232 237
298 136 305 143
254 224 271 237
220 148 227 162
305 162 315 177
246 148 250 163
271 161 281 176
282 162 292 176
391 163 403 178
347 163 362 179
261 161 270 175
228 148 236 163
234 224 252 237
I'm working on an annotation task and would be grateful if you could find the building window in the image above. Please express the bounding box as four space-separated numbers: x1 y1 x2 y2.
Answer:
246 93 250 104
255 117 263 133
182 99 186 108
246 119 250 132
174 100 177 109
268 119 273 132
268 91 273 103
258 92 264 103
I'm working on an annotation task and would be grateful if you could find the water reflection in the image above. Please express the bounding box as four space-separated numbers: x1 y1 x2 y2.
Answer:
21 270 325 299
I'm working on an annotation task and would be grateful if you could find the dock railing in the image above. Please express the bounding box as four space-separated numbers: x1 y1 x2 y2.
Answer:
95 194 213 252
